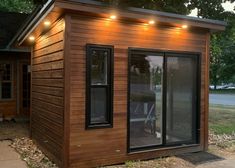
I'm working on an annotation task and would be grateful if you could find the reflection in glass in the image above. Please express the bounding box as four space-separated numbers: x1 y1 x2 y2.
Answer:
129 53 163 149
91 50 108 85
166 56 197 144
91 88 107 124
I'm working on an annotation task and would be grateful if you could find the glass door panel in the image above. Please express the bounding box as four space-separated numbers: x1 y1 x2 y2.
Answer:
129 51 164 149
166 54 198 144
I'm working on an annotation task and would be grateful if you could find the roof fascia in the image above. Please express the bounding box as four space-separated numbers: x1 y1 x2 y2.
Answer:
17 0 55 45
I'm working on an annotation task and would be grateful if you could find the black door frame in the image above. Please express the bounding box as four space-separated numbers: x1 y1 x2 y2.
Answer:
127 48 201 153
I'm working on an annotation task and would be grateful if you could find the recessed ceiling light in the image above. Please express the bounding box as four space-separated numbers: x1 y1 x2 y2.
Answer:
182 25 188 29
44 21 51 26
29 36 35 41
148 20 155 25
110 15 117 20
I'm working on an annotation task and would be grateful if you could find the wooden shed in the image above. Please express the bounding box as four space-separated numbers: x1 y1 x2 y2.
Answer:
16 0 226 167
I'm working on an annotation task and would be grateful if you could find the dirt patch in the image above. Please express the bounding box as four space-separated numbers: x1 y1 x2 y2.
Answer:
0 121 29 140
107 157 194 168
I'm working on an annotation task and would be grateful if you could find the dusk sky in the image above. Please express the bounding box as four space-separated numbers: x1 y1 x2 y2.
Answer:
189 1 235 17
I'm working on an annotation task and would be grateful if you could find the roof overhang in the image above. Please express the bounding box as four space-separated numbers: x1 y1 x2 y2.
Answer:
17 0 227 45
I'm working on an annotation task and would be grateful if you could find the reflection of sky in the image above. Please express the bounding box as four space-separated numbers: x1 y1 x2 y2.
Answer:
145 56 163 68
168 57 179 69
189 2 235 17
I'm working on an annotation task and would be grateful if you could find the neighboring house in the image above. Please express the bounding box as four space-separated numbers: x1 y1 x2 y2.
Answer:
0 12 30 119
12 0 226 167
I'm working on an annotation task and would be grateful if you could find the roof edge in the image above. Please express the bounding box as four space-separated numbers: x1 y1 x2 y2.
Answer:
17 0 227 45
6 5 43 49
70 0 227 27
17 0 55 45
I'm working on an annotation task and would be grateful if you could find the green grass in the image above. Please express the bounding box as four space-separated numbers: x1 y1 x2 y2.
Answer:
210 89 235 94
209 104 235 134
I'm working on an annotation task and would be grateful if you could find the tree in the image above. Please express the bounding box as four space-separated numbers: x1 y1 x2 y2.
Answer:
96 0 191 15
214 13 235 84
187 0 225 19
0 0 46 13
210 14 235 88
188 0 235 88
0 0 35 13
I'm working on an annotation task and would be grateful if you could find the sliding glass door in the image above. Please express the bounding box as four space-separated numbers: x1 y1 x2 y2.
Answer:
128 49 199 151
129 51 164 149
166 54 198 145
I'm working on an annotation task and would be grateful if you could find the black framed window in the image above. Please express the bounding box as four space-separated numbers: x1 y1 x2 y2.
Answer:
86 44 113 129
0 63 13 100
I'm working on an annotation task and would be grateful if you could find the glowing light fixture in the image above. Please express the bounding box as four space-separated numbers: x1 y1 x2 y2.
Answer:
182 25 188 29
29 36 35 41
110 15 117 20
44 20 51 26
148 20 155 25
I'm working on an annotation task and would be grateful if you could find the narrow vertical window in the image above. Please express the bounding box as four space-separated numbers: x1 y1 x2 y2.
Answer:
86 44 113 129
0 63 13 100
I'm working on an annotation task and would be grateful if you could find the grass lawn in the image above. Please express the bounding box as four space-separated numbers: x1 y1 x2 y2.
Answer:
210 89 235 94
209 104 235 134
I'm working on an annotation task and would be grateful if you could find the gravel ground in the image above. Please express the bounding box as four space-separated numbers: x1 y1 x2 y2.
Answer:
106 157 194 168
11 138 58 168
209 132 235 149
8 132 235 168
1 120 234 168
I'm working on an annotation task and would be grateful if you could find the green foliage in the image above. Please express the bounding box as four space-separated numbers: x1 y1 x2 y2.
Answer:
125 160 135 168
210 89 235 94
0 0 35 13
97 0 191 15
210 13 235 87
187 0 235 88
187 0 225 19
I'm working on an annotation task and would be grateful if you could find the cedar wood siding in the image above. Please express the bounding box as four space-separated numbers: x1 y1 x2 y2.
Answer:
67 14 209 168
31 18 65 167
0 56 17 117
0 54 29 118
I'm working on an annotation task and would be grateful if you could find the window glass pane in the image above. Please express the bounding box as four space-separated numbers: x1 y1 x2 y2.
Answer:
1 64 11 81
2 82 12 99
22 65 30 108
91 49 108 85
129 52 163 149
166 56 197 144
91 88 107 124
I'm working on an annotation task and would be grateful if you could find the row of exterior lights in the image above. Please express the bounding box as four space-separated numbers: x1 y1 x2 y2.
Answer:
28 16 188 42
109 15 188 28
28 20 51 42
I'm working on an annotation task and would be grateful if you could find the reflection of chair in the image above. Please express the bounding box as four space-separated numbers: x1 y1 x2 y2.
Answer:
130 91 156 135
144 104 156 134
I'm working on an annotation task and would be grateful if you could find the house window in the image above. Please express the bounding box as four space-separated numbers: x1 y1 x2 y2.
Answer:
86 44 113 129
0 63 13 100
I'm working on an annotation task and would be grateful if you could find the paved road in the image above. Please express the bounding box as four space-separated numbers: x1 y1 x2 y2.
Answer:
209 94 235 106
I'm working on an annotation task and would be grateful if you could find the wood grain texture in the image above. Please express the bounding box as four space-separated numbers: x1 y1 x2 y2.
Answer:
67 14 209 168
0 54 29 118
31 18 65 167
204 32 210 150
